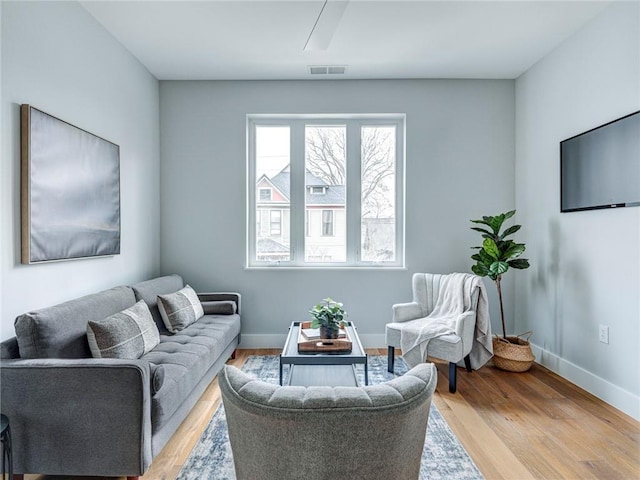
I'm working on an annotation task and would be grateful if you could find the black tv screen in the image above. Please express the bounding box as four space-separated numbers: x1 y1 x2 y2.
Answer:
560 111 640 212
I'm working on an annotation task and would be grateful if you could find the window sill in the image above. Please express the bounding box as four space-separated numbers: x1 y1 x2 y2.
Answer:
245 265 407 271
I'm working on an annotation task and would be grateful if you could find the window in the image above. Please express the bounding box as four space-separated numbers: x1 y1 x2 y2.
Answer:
322 210 334 236
269 210 282 236
259 188 272 201
248 115 404 268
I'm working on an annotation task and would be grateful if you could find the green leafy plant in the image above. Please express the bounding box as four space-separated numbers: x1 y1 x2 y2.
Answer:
309 298 347 337
470 210 530 340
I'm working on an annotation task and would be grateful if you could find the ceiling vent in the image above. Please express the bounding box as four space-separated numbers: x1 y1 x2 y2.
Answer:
309 65 347 75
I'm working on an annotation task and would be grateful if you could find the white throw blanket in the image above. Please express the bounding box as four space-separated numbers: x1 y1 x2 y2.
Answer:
400 273 493 369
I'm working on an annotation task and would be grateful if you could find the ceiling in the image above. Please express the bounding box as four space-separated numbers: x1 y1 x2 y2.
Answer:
80 0 613 81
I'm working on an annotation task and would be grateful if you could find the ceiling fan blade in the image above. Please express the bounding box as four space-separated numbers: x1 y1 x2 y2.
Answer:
304 0 350 51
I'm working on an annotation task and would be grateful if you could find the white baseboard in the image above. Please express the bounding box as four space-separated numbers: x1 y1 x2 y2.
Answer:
530 342 639 421
239 334 288 349
239 333 388 349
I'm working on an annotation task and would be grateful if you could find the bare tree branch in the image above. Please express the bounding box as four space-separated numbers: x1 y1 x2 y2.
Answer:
304 126 395 219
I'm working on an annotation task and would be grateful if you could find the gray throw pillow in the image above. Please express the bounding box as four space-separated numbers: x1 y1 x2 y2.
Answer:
157 285 204 333
150 363 165 395
87 300 160 359
201 300 237 315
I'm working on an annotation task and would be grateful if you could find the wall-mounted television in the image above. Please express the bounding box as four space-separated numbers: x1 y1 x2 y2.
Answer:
560 110 639 213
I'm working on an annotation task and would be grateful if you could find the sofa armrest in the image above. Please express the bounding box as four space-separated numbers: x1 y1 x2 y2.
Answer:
198 292 241 314
391 302 424 323
0 358 152 476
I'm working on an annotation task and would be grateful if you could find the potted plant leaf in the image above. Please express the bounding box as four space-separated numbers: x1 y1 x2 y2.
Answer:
470 210 535 372
309 298 348 339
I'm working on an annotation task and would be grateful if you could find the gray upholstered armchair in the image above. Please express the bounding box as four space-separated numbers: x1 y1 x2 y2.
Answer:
386 273 492 393
219 363 437 480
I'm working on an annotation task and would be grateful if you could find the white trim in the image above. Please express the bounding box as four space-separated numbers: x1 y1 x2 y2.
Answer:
530 342 640 421
239 333 388 350
239 334 289 349
247 114 405 268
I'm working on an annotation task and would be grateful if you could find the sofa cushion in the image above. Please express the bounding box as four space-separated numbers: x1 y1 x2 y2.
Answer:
131 274 184 332
141 313 241 431
158 285 204 333
87 300 160 359
14 286 136 359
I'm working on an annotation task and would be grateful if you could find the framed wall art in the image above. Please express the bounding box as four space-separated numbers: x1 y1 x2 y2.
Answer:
21 105 121 263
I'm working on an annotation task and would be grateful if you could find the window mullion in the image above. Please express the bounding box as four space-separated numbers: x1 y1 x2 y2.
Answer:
247 120 257 266
290 121 305 265
345 121 361 265
396 120 405 266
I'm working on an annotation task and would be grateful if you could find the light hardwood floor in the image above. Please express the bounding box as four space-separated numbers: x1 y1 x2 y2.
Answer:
27 348 639 480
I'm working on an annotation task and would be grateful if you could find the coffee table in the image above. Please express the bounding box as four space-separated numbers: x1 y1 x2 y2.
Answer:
280 321 368 387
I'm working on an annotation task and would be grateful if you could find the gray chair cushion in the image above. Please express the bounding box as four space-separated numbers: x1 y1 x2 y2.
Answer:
386 322 464 363
87 300 160 359
141 313 241 431
14 286 136 359
131 274 184 332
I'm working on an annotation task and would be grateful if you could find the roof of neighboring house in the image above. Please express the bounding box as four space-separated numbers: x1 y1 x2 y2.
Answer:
268 168 345 206
256 238 289 254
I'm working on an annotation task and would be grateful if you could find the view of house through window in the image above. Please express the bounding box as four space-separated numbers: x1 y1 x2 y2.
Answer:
305 125 346 262
255 126 290 262
249 116 404 267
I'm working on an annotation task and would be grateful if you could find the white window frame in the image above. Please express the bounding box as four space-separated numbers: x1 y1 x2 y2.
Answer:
247 114 405 269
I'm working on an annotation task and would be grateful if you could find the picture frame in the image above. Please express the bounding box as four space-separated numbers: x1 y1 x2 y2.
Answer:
21 105 121 264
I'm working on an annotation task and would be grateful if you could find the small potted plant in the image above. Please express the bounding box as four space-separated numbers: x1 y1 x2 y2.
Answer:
470 210 535 372
309 298 348 339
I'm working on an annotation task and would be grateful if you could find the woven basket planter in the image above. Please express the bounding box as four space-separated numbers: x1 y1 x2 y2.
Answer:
492 333 535 372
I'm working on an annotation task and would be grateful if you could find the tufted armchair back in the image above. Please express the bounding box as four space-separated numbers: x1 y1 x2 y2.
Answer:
220 362 437 480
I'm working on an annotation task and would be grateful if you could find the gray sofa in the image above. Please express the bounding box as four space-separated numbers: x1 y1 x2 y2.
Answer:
0 274 241 479
220 362 438 480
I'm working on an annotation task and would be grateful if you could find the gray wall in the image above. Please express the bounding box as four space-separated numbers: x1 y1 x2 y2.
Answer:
0 1 161 340
515 1 639 419
160 79 516 347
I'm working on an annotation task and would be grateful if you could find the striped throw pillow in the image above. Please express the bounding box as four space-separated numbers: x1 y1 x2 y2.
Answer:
87 300 160 359
157 285 204 333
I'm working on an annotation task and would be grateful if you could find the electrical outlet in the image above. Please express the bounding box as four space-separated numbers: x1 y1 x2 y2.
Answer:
599 325 609 344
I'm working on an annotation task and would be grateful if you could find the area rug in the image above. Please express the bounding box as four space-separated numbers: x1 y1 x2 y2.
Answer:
176 355 484 480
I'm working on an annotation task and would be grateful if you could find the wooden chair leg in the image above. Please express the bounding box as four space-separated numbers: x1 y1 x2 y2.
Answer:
387 346 395 373
449 362 457 393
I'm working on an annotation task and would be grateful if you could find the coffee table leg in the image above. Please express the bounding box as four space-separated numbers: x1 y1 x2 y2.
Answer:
365 356 369 385
279 358 283 385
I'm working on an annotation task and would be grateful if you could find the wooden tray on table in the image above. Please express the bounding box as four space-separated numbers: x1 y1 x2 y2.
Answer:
297 321 353 353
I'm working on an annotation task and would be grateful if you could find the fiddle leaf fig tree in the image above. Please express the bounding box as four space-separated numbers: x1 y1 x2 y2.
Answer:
470 210 530 340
